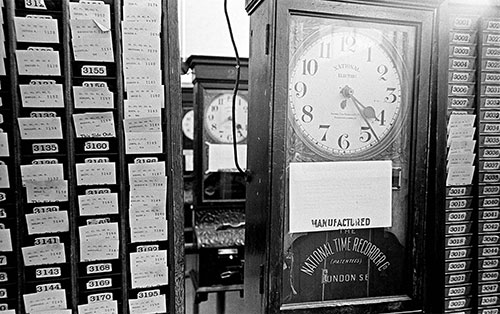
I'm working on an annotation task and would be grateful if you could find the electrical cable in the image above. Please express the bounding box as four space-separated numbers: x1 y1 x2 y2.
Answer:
224 0 249 179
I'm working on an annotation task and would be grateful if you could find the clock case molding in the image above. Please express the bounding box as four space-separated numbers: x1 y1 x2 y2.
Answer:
244 0 444 313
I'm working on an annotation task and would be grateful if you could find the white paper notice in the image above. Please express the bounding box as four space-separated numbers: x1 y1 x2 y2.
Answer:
78 193 119 216
20 84 64 108
207 143 247 172
130 250 168 288
0 132 9 156
128 295 166 314
16 50 61 76
18 117 63 139
14 17 59 43
22 243 66 266
289 161 392 233
75 162 116 186
26 211 69 235
125 132 162 154
73 112 116 138
0 229 12 251
23 290 67 313
77 300 117 314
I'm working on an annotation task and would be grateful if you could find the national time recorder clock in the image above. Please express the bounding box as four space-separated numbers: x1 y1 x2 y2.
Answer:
244 1 443 313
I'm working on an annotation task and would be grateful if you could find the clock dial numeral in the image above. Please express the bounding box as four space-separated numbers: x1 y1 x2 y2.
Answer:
301 105 313 123
341 35 356 52
367 46 372 62
378 110 386 126
211 105 219 112
319 42 331 58
302 59 318 76
359 126 372 143
338 134 350 150
384 87 398 103
294 82 307 98
319 124 330 141
377 64 388 81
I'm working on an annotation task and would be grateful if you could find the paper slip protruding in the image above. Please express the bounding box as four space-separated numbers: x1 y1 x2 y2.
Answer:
14 16 59 43
69 2 111 30
130 218 167 243
73 112 116 138
447 166 475 186
21 163 64 186
70 19 113 62
76 162 116 186
26 180 68 203
78 193 119 216
20 84 64 108
0 133 9 156
23 290 67 313
31 310 72 314
79 239 119 262
79 223 119 242
16 50 61 76
22 243 66 266
0 165 9 188
125 132 162 154
128 162 165 179
77 300 118 314
128 295 166 314
448 113 476 131
18 117 63 139
124 101 161 119
130 250 168 288
73 86 113 109
123 117 161 133
0 229 12 251
26 211 69 235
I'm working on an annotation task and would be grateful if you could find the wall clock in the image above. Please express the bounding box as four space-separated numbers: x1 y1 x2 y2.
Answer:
244 1 443 313
204 92 248 144
288 27 408 159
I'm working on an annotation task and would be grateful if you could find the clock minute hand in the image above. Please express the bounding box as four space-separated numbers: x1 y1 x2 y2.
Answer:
350 96 380 142
350 95 379 121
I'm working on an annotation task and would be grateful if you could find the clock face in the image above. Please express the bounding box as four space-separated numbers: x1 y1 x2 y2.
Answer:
204 93 248 144
182 109 194 140
289 28 408 159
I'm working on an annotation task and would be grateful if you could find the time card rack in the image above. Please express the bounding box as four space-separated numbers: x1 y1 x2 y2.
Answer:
439 2 500 313
0 0 184 313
